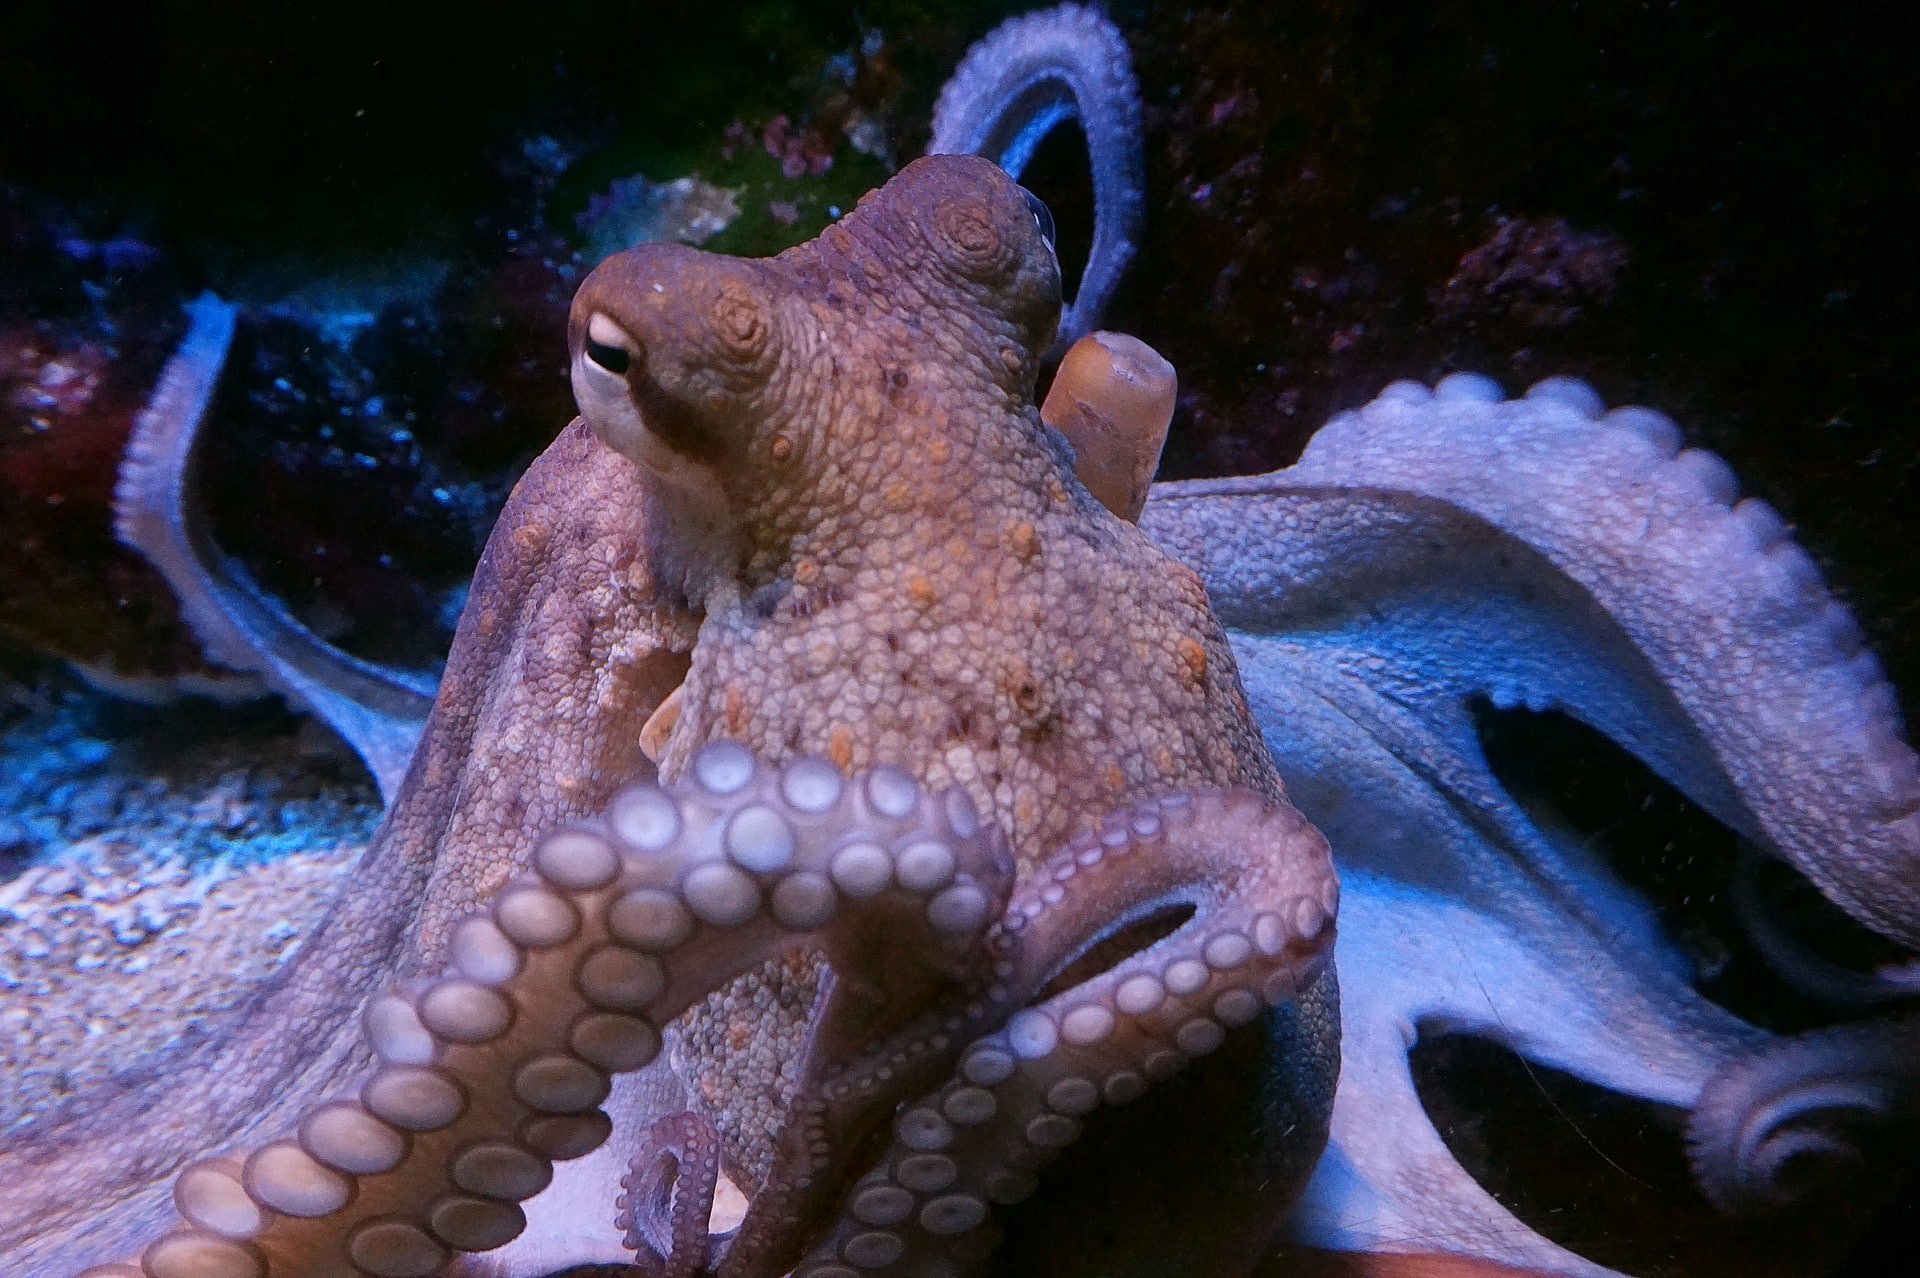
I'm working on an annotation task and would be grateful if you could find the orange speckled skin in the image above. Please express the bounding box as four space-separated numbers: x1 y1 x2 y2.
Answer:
570 155 1338 1275
574 155 1275 872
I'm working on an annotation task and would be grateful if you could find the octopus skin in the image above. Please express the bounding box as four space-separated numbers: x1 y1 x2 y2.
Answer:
927 3 1143 351
15 154 1344 1278
1686 1014 1920 1219
45 248 1920 1278
104 1 1153 805
86 745 1317 1277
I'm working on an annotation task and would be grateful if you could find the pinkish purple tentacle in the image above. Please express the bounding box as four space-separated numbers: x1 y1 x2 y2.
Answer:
793 788 1339 1277
113 292 435 802
712 825 1023 1278
1687 1014 1920 1217
81 743 1010 1278
617 1112 724 1278
712 956 1033 1278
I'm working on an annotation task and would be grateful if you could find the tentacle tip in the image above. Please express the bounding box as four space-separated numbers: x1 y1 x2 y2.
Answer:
1686 1021 1920 1218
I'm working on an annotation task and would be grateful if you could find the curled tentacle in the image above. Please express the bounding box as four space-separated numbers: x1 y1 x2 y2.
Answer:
85 743 1010 1278
1687 1016 1920 1217
795 788 1339 1277
113 292 436 801
713 992 1001 1278
617 1112 723 1278
929 3 1144 346
707 781 1030 1278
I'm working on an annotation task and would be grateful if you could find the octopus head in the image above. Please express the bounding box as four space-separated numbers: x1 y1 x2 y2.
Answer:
566 153 1066 602
569 246 791 490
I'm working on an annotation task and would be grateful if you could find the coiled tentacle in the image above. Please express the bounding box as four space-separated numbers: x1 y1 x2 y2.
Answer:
930 3 1144 346
82 743 1010 1278
618 1112 725 1278
1687 1016 1920 1216
795 788 1338 1276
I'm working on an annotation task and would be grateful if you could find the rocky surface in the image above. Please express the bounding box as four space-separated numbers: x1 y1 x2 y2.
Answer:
0 664 376 1130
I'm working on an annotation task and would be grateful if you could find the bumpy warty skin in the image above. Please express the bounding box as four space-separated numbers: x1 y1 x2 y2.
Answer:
570 153 1338 1275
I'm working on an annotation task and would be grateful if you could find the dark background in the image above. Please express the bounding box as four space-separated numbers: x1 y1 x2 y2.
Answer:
3 0 1913 693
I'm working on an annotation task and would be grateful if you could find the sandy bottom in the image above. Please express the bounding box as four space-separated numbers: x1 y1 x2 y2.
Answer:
0 665 380 1132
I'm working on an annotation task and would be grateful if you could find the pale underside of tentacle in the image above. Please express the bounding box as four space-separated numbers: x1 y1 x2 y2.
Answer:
84 744 1012 1278
1151 372 1920 948
930 2 1144 346
113 292 436 802
562 785 1335 1278
1141 374 1919 1273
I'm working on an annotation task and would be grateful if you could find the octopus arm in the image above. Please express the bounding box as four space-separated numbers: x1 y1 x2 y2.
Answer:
82 745 1014 1278
617 1110 725 1277
1245 628 1773 1270
1686 1014 1920 1217
1143 374 1920 949
1141 374 1919 1275
1214 637 1760 1275
114 294 437 802
797 789 1340 1278
11 426 692 1274
1294 870 1727 1278
929 3 1144 346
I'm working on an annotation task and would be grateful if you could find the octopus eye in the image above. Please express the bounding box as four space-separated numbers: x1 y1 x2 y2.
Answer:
585 335 630 375
1021 186 1058 253
583 313 634 376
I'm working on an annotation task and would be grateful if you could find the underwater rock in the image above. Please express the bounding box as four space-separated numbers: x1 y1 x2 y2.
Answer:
1433 216 1632 332
0 186 223 694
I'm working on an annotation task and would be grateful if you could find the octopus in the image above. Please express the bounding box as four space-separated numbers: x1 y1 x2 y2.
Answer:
7 6 1919 1278
7 153 1345 1278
